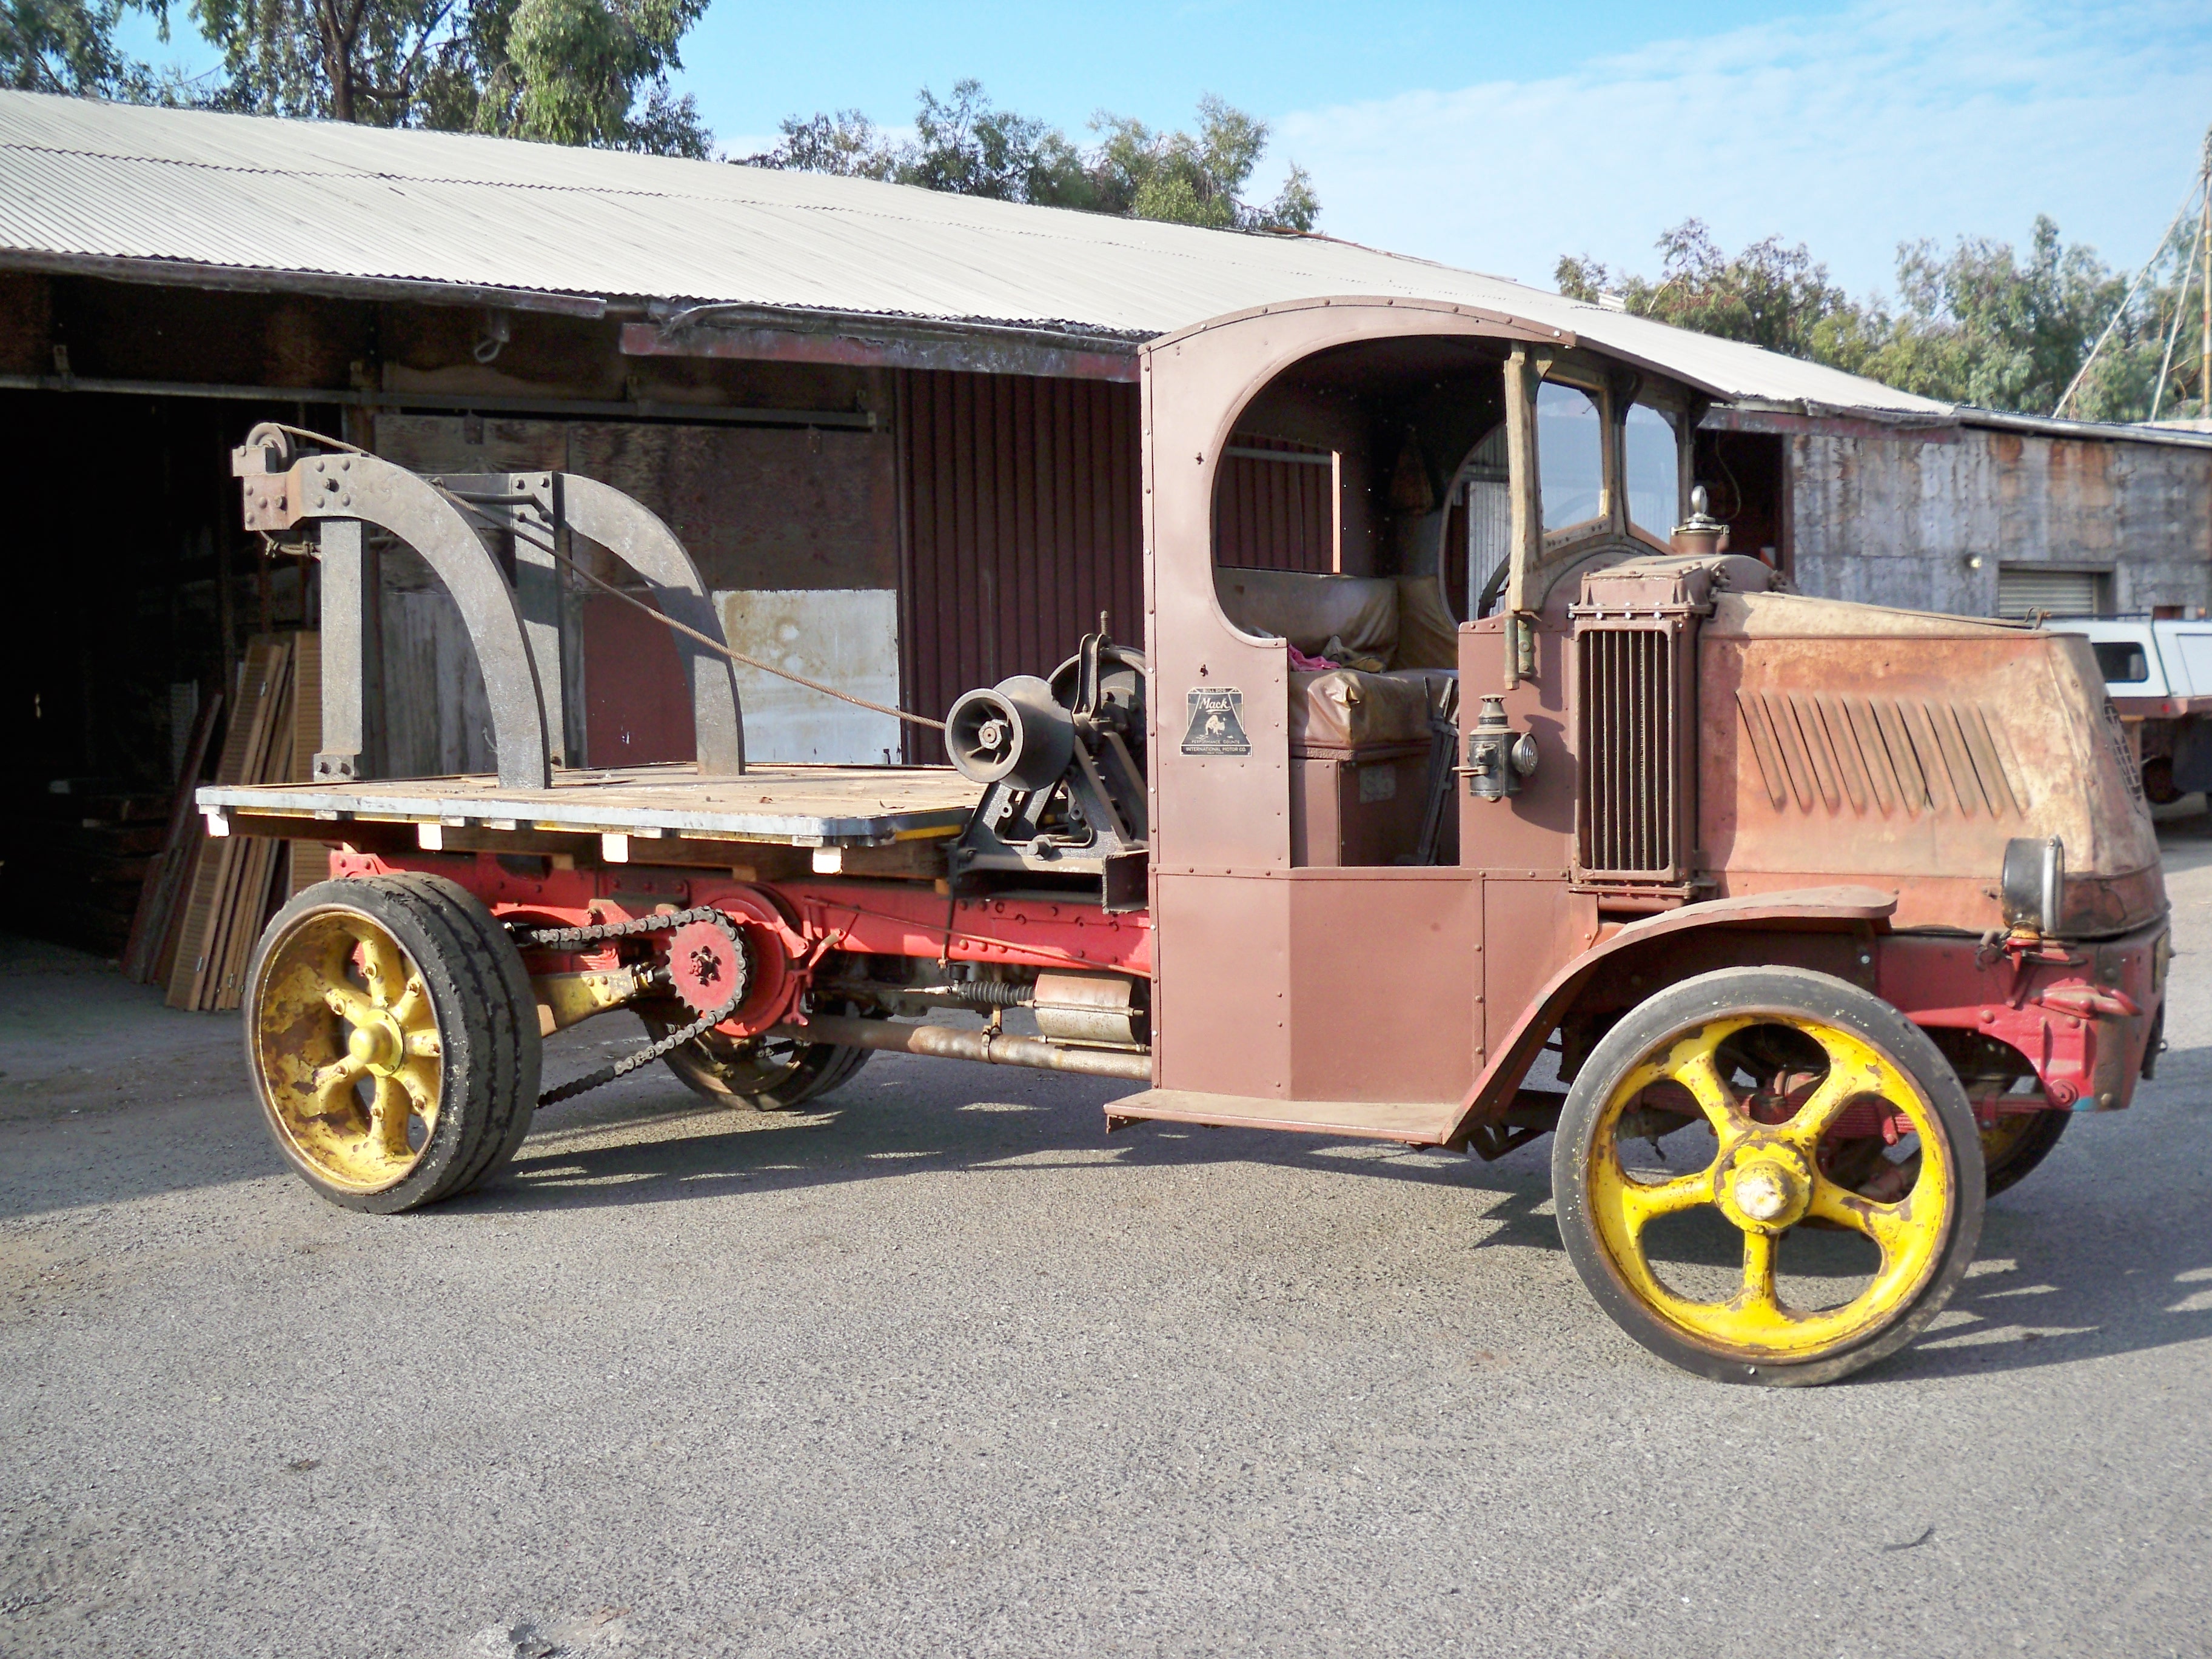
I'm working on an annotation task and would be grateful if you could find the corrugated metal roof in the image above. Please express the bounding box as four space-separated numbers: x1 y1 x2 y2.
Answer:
0 88 1982 421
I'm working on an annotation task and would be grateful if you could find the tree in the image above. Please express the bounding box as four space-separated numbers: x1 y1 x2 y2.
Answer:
750 81 1319 235
1556 220 1848 360
748 108 897 179
421 0 708 153
1090 94 1316 232
3 0 158 98
1557 216 2173 419
901 78 1091 206
172 0 706 152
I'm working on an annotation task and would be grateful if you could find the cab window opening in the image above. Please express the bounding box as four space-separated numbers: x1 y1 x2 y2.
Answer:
1440 423 1511 621
1623 403 1678 544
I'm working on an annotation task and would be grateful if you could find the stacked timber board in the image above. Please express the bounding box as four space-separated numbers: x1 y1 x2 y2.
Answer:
144 634 320 1011
118 691 224 980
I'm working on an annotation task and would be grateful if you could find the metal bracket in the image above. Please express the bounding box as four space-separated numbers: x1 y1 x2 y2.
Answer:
236 431 751 789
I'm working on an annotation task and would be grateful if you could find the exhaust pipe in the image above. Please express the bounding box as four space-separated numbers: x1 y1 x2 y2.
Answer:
768 1013 1153 1082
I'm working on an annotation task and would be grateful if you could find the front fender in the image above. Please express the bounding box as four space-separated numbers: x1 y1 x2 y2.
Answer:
1449 885 1899 1144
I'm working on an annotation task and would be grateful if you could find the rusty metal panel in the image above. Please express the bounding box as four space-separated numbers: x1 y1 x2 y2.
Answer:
1788 424 2212 617
581 592 692 767
896 369 1142 761
566 421 896 593
1152 870 1292 1098
1480 874 1598 1064
1285 870 1482 1102
1699 594 2164 932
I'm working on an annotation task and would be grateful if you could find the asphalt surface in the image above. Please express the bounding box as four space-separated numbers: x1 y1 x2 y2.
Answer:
3 838 2210 1658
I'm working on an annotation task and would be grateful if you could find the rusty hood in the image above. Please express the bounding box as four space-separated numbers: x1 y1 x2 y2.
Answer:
1698 591 2164 937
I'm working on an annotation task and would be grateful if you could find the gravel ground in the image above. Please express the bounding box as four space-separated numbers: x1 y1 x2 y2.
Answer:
2 839 2209 1658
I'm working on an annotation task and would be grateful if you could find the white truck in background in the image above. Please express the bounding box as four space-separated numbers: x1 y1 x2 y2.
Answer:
2051 617 2212 804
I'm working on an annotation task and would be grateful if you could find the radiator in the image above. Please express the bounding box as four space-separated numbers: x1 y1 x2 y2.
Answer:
1577 623 1684 883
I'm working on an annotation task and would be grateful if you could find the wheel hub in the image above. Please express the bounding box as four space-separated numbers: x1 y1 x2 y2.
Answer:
344 1013 406 1075
1715 1139 1813 1235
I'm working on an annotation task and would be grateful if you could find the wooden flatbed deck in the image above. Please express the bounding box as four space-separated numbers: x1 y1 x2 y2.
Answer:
198 763 984 848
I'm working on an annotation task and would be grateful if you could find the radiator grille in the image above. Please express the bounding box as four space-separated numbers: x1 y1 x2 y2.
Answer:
1578 626 1679 878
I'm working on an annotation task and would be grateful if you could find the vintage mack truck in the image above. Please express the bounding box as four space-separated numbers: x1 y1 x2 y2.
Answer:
205 298 2167 1386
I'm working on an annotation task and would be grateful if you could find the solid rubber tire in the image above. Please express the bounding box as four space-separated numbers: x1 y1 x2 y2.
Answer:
244 875 538 1213
645 1010 873 1111
378 873 541 1192
1982 1108 2070 1198
1551 965 1986 1387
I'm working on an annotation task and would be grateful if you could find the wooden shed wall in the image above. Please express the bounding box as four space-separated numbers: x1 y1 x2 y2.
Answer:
1787 424 2212 615
896 369 1144 763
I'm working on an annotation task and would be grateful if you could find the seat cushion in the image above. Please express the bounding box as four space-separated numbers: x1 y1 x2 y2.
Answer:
1290 668 1449 752
1390 574 1461 671
1216 568 1399 660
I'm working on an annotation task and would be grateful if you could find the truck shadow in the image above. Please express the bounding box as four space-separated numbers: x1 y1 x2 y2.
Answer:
478 1054 2212 1384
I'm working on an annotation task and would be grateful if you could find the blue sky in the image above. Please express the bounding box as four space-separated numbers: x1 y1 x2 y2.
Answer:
121 0 2212 297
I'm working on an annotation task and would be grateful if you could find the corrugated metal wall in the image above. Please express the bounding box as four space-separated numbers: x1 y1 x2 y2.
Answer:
896 370 1143 762
1215 439 1335 572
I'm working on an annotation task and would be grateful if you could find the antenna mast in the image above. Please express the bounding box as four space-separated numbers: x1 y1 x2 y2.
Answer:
2054 125 2212 420
2200 130 2210 418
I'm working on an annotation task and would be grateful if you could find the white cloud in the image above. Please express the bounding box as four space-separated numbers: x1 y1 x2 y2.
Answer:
1273 0 2212 295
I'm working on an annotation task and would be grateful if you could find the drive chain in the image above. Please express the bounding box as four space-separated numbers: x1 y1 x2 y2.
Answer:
509 907 750 1108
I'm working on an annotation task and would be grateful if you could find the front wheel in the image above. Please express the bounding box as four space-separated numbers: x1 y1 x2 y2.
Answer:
1553 967 1984 1386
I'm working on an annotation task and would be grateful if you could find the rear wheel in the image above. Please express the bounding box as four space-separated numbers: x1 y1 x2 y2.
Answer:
643 1007 873 1111
1553 967 1984 1386
244 874 540 1212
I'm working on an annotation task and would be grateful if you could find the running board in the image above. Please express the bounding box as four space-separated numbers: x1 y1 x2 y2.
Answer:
1104 1089 1459 1145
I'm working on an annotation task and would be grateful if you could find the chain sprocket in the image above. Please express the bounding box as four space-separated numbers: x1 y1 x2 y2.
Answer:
510 906 751 1108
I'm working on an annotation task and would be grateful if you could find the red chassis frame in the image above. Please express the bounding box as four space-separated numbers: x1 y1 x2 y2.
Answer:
331 849 1152 1043
333 849 2157 1134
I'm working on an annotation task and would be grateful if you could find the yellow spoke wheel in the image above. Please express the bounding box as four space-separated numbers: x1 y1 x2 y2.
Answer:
1553 967 1985 1386
245 874 540 1213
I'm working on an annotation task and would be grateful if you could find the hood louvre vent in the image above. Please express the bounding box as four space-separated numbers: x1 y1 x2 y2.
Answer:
1737 691 2025 819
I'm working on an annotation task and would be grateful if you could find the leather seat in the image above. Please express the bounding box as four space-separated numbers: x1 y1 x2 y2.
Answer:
1217 569 1458 755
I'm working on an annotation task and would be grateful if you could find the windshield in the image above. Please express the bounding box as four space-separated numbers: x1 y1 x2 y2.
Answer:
1537 382 1604 532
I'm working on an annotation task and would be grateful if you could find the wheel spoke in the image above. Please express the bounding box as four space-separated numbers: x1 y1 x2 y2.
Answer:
1673 1048 1745 1138
395 1059 438 1123
354 930 410 1010
388 977 427 1030
1807 1175 1914 1261
309 1057 365 1093
369 1075 415 1159
323 984 378 1027
1612 1161 1720 1233
1777 1068 1859 1150
1738 1229 1779 1313
312 1073 363 1122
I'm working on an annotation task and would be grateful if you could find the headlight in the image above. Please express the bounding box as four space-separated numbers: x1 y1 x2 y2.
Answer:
2000 836 2065 934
